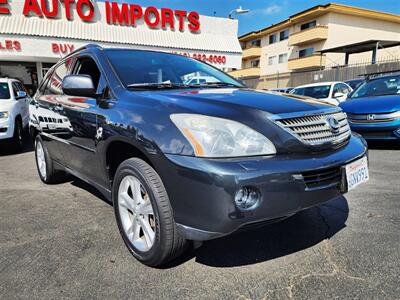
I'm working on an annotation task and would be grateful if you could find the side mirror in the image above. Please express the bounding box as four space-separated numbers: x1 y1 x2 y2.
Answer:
333 92 345 99
62 75 96 97
16 91 27 99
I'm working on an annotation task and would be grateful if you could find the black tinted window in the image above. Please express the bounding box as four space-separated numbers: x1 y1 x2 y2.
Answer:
300 20 316 30
0 83 10 99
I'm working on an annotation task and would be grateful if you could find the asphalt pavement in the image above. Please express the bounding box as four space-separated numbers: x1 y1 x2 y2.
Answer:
0 141 399 299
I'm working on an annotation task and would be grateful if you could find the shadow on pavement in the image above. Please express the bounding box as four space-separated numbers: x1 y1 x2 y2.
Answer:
367 140 400 150
0 139 34 156
166 196 349 268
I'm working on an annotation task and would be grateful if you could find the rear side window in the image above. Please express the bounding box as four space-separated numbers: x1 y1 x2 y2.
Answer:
0 83 10 99
43 60 71 95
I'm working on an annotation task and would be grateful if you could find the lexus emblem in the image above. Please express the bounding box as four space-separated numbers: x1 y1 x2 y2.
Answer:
326 117 340 133
367 114 376 121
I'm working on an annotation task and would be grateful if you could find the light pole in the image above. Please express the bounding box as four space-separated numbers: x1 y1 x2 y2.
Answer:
228 6 250 19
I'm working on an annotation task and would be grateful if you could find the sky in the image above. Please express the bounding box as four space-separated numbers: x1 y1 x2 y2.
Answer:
100 0 400 36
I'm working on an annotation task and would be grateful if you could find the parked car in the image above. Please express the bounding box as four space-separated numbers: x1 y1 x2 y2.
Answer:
31 45 369 267
290 82 353 106
271 87 294 93
183 76 219 85
345 78 364 90
340 72 400 140
0 77 30 150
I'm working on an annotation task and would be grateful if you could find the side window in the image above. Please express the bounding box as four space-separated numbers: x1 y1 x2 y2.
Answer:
341 83 351 94
72 56 101 90
12 82 21 98
43 60 70 95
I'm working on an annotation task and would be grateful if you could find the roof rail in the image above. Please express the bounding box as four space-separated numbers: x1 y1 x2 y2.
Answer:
359 69 400 80
64 43 102 59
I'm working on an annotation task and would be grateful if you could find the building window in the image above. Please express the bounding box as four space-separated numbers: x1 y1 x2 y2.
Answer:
268 56 277 65
300 20 317 31
250 39 261 47
278 53 288 64
269 34 277 44
299 48 315 58
279 29 289 41
251 60 260 68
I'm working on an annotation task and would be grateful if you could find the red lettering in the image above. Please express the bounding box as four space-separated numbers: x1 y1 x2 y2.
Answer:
221 56 226 64
64 0 75 20
23 0 43 17
105 1 111 24
76 0 94 22
40 0 58 18
67 44 74 52
129 4 142 26
111 2 129 25
0 0 10 15
188 11 200 32
52 43 59 53
144 6 160 29
14 41 21 51
174 10 186 31
161 8 174 30
5 40 12 50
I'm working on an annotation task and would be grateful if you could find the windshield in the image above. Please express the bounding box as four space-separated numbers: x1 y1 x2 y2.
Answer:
0 83 10 100
105 49 243 89
351 75 400 99
290 85 331 99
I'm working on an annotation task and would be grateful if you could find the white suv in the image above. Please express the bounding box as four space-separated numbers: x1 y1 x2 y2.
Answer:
0 78 30 149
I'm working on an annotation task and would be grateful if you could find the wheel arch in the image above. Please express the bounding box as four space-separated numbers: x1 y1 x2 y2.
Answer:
104 137 156 186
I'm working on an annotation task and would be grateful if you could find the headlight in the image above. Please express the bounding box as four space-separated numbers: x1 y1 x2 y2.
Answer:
170 114 276 158
0 112 9 120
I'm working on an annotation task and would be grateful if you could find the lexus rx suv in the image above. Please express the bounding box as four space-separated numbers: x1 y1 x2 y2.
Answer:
30 45 369 267
0 77 30 150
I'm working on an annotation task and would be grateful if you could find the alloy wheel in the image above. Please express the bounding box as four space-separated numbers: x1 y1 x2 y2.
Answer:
118 175 156 252
36 141 47 179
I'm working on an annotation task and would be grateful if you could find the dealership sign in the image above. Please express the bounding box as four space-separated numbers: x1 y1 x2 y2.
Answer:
0 0 201 32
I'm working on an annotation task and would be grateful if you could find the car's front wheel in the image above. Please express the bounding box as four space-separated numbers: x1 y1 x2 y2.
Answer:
12 119 24 151
113 158 187 267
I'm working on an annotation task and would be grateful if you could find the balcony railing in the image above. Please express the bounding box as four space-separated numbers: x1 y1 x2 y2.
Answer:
288 25 328 46
229 67 261 78
242 47 262 60
288 54 326 70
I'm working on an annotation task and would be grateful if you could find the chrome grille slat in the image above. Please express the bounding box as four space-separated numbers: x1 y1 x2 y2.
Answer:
275 111 351 145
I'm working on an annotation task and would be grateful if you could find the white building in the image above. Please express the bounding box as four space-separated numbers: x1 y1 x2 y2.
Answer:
0 0 242 94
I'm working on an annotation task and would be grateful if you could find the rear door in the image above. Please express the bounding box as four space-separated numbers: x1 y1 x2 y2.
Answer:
33 60 72 164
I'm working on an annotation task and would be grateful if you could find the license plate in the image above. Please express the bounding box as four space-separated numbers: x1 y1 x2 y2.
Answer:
345 156 369 191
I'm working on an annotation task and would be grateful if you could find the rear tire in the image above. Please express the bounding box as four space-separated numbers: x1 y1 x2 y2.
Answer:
34 135 65 184
113 158 187 267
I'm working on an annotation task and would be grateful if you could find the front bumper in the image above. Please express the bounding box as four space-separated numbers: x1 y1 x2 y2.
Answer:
155 134 368 241
349 119 400 140
0 118 13 140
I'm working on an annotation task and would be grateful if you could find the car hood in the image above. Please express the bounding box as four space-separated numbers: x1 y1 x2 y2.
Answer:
137 88 334 115
0 100 13 111
340 95 400 114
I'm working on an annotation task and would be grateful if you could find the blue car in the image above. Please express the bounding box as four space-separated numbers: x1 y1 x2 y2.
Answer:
340 73 400 140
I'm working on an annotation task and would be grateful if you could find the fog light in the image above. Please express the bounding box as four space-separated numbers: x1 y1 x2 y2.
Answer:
235 186 261 211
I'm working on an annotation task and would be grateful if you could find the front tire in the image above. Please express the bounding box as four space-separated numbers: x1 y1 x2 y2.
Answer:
12 119 24 151
113 158 187 267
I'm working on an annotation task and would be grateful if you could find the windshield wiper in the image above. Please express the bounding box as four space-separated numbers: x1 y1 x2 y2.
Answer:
195 82 242 88
127 83 191 90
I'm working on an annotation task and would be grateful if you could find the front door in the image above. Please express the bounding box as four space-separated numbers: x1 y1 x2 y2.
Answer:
57 55 105 186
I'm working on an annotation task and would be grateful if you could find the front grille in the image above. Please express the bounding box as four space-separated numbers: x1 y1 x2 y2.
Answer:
358 130 395 138
347 111 400 124
275 111 351 145
302 166 342 189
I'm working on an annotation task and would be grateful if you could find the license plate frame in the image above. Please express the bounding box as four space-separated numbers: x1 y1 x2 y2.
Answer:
343 156 369 192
